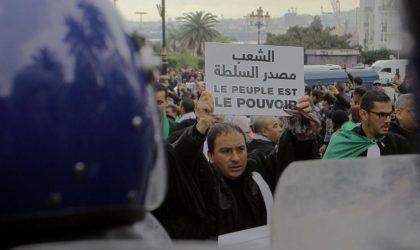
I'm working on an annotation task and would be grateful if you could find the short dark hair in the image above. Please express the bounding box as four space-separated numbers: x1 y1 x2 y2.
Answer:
335 81 346 92
360 91 391 112
312 89 322 100
354 77 363 85
181 97 195 113
322 93 336 105
304 85 312 95
154 83 167 98
207 123 245 153
331 109 349 131
167 104 178 114
353 87 366 97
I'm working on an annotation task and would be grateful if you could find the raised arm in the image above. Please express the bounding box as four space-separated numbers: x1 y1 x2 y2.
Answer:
172 92 217 158
275 95 321 182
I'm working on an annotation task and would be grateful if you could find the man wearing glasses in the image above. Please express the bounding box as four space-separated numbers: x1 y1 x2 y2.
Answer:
323 91 410 159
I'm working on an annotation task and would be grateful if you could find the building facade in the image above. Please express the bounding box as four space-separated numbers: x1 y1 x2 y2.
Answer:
305 49 360 67
358 0 403 51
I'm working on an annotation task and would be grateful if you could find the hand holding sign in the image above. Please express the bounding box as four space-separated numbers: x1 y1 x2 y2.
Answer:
295 95 312 114
196 91 217 134
285 95 320 141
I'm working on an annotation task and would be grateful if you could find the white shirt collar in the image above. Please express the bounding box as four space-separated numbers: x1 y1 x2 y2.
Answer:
178 112 196 122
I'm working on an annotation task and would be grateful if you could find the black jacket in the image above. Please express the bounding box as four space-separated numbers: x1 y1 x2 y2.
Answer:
276 129 320 181
333 92 351 112
153 128 218 239
167 118 196 143
247 138 275 156
352 126 411 156
167 117 177 137
215 165 267 235
156 125 277 239
389 121 419 153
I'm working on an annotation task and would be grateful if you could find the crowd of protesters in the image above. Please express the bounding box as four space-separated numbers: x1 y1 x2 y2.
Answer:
151 65 419 240
4 1 420 248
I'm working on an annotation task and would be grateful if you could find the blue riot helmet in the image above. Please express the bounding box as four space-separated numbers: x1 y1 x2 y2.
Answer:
0 0 166 246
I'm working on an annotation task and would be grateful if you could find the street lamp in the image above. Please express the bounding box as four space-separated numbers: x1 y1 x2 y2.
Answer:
135 11 147 30
248 7 270 45
157 0 167 75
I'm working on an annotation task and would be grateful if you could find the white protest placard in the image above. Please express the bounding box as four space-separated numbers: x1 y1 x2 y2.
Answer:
205 43 304 116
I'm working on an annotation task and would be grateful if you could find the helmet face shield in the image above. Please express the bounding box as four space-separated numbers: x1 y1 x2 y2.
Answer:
272 155 420 250
0 0 166 223
143 85 168 211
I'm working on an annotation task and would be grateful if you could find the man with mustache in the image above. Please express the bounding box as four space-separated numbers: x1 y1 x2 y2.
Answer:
162 91 315 238
323 91 410 159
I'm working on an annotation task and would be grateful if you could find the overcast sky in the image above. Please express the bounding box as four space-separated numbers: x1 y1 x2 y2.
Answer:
112 0 359 22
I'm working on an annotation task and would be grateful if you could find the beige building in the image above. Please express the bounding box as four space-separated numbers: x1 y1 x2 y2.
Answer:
358 0 404 51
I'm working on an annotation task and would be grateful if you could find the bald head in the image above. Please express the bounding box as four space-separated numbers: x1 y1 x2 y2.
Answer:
252 116 281 143
395 94 415 110
395 94 417 131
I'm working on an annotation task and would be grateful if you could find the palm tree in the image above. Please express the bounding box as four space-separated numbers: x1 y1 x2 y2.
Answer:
178 11 221 56
166 22 181 53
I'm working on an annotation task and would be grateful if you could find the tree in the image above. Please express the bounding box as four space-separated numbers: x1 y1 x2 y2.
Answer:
177 11 221 56
167 52 204 69
265 17 352 49
167 25 235 54
359 49 393 65
166 22 181 53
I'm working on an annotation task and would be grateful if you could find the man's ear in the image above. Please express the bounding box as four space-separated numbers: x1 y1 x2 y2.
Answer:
208 151 214 164
360 109 369 122
395 109 403 120
260 127 269 137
